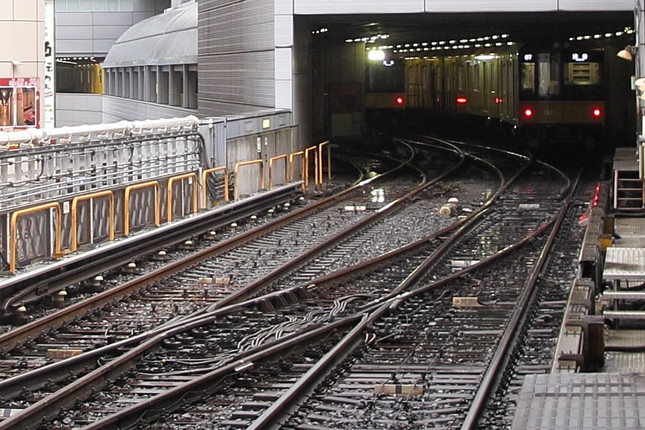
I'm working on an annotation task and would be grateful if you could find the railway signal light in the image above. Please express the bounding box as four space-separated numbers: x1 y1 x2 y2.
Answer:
523 107 534 118
395 96 405 106
592 184 601 207
456 96 468 104
591 107 602 118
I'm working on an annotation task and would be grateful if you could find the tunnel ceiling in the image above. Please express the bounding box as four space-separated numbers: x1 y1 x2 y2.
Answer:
304 11 634 50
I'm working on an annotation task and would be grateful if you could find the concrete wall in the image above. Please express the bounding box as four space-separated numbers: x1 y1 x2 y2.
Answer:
55 0 170 56
55 93 196 126
0 0 46 127
226 127 298 197
198 0 277 117
0 1 44 78
56 93 103 125
293 0 632 13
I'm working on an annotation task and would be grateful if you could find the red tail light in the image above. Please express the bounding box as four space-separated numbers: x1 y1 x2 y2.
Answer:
523 108 534 118
456 96 468 105
395 96 404 106
592 107 602 118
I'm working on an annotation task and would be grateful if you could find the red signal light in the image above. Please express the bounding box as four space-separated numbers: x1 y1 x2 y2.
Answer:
456 96 468 105
592 107 602 118
592 183 601 207
523 108 534 118
395 96 405 106
494 97 503 104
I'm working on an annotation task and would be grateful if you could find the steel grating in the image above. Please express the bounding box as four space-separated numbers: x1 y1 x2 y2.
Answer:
613 218 645 249
603 247 645 282
512 373 645 429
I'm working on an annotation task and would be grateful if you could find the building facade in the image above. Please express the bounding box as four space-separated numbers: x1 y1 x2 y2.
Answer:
0 0 47 129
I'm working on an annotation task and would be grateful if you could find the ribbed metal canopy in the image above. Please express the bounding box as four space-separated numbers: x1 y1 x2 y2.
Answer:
103 2 196 68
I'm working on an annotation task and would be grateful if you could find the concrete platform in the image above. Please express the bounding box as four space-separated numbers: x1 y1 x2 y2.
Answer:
523 178 645 429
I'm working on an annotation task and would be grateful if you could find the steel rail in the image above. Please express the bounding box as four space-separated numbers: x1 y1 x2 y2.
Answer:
460 168 581 430
0 142 456 428
247 176 566 430
0 145 414 343
84 143 537 429
0 184 301 315
207 140 465 309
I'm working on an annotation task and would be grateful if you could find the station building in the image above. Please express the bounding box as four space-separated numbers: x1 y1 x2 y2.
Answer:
1 2 645 427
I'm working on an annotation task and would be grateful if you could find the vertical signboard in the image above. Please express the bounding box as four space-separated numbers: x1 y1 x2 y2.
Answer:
43 0 55 128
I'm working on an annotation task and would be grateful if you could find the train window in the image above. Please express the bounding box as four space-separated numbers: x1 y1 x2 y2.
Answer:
565 62 601 86
563 58 603 100
366 60 405 93
472 63 480 92
537 53 560 97
521 62 535 93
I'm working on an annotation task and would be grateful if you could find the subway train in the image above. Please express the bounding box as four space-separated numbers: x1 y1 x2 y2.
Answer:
56 60 104 94
365 36 634 148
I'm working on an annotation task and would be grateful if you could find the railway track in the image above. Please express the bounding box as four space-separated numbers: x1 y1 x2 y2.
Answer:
0 139 465 427
0 138 588 429
477 170 598 429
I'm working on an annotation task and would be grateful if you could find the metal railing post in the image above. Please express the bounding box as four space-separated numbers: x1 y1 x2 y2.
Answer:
70 190 115 252
166 172 198 222
124 181 160 236
9 203 62 273
233 160 264 200
201 166 230 208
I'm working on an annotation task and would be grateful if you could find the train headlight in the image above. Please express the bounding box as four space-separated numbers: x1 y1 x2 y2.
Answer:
368 49 386 62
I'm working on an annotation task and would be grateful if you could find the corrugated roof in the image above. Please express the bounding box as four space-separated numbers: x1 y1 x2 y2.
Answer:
102 2 197 68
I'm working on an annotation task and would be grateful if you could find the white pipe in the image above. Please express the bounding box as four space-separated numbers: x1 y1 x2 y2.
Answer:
0 128 45 145
0 116 200 147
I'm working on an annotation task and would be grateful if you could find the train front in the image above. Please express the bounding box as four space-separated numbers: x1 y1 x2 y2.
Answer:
517 41 606 149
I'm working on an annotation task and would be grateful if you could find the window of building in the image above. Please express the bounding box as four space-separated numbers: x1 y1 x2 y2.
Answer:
0 81 39 130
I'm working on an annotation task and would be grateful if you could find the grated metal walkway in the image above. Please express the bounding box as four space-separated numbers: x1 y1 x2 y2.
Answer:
512 373 645 429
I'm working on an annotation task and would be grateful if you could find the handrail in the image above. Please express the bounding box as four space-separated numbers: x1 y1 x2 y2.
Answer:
318 140 331 185
304 145 319 189
9 203 62 273
124 181 160 236
289 151 305 183
166 172 198 222
70 191 115 252
201 166 229 208
268 154 288 190
233 159 264 200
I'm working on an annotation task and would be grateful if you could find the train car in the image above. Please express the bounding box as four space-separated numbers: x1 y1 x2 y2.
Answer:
365 36 630 148
56 60 104 94
517 40 605 147
364 58 407 128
